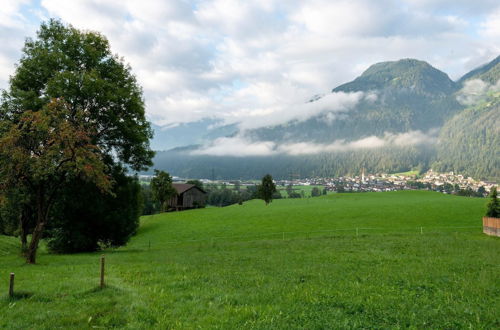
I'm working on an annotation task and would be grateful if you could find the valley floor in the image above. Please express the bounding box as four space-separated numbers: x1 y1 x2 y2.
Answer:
1 191 499 328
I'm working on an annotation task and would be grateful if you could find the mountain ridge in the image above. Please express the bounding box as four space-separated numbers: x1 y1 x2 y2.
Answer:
151 55 499 181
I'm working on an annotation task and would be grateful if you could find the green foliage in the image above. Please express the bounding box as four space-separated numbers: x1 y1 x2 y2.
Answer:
140 185 158 215
47 166 142 253
486 187 499 218
0 99 111 263
258 174 277 205
186 179 204 190
153 145 434 180
0 191 498 328
0 19 154 170
0 19 154 260
150 170 176 212
205 184 254 207
311 187 321 197
434 91 499 182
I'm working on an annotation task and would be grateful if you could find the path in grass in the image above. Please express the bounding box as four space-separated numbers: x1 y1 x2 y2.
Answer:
1 191 498 328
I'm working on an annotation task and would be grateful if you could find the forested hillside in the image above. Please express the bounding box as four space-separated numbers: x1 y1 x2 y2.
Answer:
153 146 434 180
434 56 500 181
151 56 499 181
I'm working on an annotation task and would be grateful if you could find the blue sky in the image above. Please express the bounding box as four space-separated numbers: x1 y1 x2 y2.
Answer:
1 0 499 134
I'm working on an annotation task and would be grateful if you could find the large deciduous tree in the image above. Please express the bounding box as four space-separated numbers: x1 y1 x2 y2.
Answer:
0 100 111 263
0 19 154 260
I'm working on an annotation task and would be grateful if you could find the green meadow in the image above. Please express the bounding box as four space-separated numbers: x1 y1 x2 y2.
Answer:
1 191 499 328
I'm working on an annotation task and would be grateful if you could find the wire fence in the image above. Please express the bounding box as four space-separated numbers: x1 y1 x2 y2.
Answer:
135 225 483 250
0 225 485 256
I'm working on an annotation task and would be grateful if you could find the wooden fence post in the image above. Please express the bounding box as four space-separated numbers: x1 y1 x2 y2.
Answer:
100 255 105 289
9 273 14 297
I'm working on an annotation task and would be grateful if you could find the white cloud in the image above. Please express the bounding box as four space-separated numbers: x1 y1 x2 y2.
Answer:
457 78 500 105
0 0 499 141
193 129 439 156
192 135 276 156
480 8 500 39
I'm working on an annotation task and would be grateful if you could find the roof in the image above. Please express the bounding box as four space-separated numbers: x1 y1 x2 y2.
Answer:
172 183 206 194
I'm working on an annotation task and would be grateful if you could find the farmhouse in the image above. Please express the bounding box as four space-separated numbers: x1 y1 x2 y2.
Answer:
169 183 207 210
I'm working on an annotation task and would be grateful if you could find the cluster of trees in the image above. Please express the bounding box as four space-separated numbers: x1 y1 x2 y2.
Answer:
152 145 434 181
0 20 154 263
486 188 499 218
406 181 487 197
194 175 279 207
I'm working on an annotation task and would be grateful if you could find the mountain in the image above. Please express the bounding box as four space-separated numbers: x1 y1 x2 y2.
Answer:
150 119 238 151
458 55 500 85
334 58 457 95
248 59 462 144
434 56 500 181
149 56 499 181
434 97 500 181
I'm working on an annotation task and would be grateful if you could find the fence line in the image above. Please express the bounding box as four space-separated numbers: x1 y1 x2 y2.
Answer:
139 225 483 248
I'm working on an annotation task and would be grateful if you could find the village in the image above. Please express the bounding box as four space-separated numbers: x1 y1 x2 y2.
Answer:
279 169 497 196
137 168 497 199
151 169 496 197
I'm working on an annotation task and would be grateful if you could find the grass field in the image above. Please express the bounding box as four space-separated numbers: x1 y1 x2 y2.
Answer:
276 184 326 197
1 191 499 328
390 170 420 176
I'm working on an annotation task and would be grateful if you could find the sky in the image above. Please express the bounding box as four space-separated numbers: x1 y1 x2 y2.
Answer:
1 0 499 142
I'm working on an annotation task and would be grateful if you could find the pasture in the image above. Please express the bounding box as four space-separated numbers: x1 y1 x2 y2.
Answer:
1 191 498 328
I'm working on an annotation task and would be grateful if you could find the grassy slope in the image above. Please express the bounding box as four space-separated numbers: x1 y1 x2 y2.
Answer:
0 191 499 329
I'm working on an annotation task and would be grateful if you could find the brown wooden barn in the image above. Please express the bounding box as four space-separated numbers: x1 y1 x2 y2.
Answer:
168 183 207 210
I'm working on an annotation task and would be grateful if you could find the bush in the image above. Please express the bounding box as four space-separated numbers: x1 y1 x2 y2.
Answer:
47 166 142 253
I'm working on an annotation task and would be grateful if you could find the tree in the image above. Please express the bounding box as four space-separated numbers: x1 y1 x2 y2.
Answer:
486 187 499 218
150 170 176 212
1 19 154 170
186 179 204 190
258 174 277 205
0 20 154 259
47 166 142 253
0 99 111 263
234 181 241 192
311 187 321 197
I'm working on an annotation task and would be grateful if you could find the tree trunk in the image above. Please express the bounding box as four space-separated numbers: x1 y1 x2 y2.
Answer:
26 220 45 264
26 190 49 264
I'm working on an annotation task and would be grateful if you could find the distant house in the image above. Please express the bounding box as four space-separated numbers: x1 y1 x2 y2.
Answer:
168 183 207 210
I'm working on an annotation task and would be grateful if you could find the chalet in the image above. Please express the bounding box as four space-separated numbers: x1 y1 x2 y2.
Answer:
168 183 207 210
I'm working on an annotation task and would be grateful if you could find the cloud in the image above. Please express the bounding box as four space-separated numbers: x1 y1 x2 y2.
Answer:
193 129 439 156
480 8 500 39
191 135 276 156
457 78 500 105
224 89 366 130
1 0 499 142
